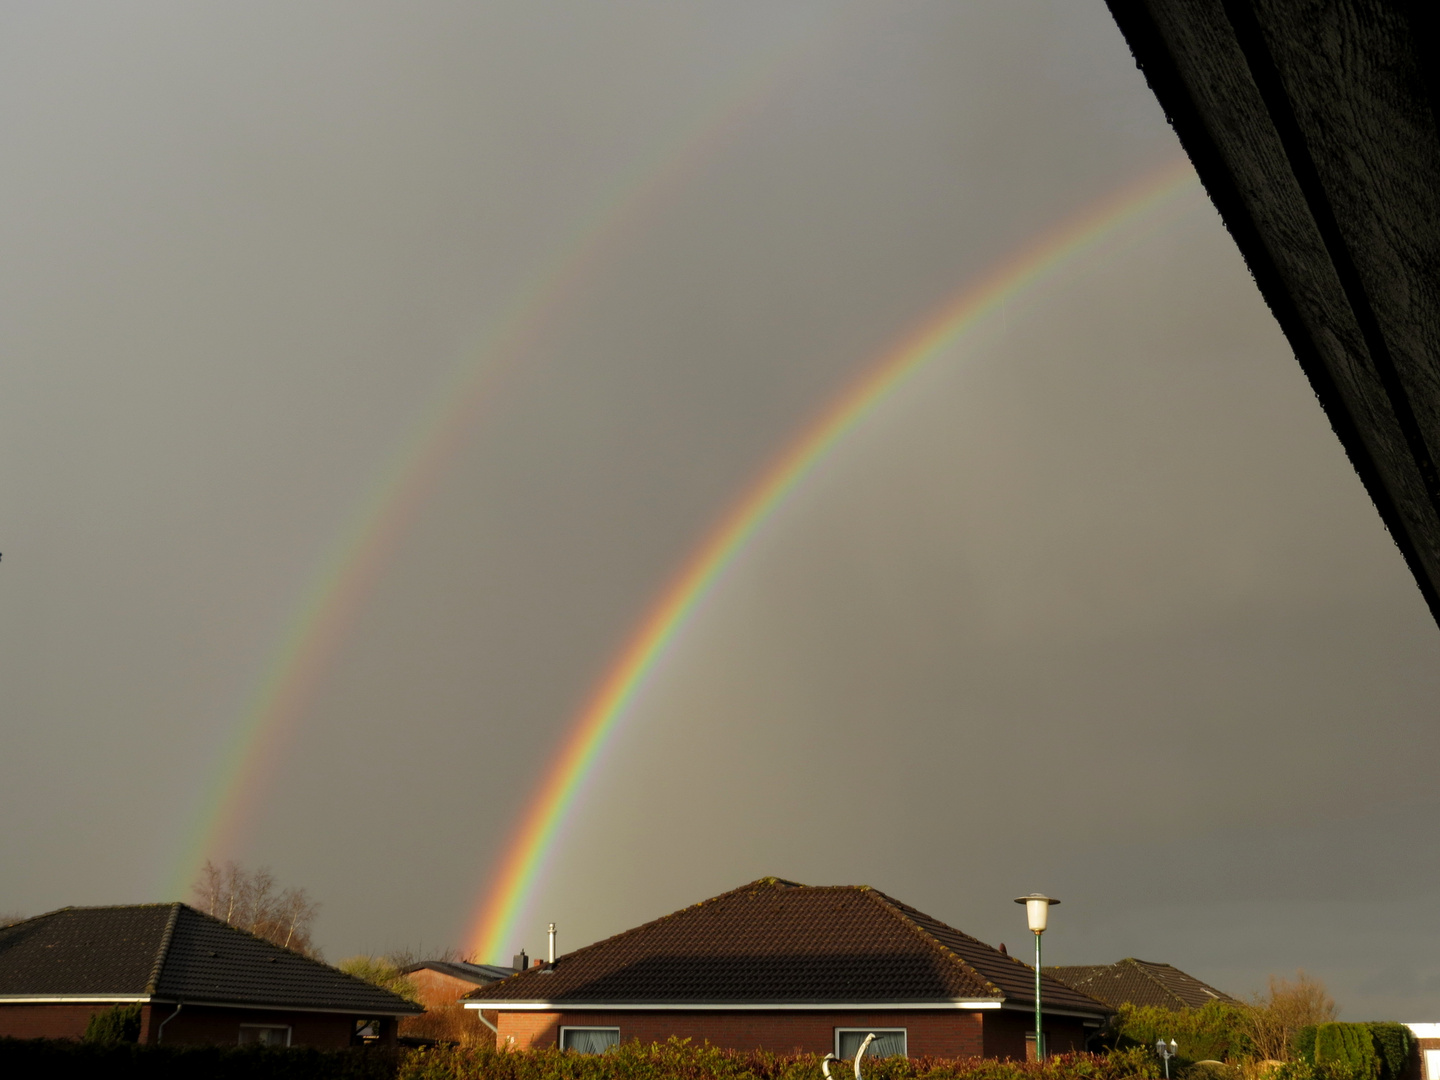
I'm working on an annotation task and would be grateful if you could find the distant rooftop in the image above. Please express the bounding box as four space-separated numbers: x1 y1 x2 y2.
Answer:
402 959 512 986
0 903 421 1015
1047 958 1235 1011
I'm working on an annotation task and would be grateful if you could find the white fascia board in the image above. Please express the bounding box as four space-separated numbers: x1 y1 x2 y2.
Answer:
464 1000 1005 1012
0 995 152 1004
1406 1025 1440 1039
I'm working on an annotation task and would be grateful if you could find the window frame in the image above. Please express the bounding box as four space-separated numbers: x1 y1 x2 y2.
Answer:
558 1025 621 1054
834 1027 908 1060
238 1023 293 1047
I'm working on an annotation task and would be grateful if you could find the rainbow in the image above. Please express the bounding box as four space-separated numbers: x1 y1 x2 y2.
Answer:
163 13 868 900
464 157 1202 959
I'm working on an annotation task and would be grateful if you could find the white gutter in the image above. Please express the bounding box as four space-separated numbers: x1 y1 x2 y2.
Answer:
156 1003 182 1044
464 1000 1006 1011
0 995 151 1005
474 1011 499 1035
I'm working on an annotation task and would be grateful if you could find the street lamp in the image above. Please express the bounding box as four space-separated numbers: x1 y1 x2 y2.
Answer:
1156 1038 1178 1078
1014 894 1060 1060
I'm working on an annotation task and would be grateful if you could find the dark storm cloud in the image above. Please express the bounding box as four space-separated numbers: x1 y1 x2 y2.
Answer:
0 0 1433 1023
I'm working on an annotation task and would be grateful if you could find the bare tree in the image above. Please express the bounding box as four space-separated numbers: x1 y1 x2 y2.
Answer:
1244 971 1338 1061
191 860 321 957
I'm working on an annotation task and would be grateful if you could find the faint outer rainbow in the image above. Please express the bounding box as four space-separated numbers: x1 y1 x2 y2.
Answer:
164 13 866 899
466 157 1201 959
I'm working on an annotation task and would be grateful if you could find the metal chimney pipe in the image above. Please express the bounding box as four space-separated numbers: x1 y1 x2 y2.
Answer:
548 923 556 964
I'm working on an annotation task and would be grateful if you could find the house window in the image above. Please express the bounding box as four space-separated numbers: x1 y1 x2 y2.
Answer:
836 1028 907 1060
560 1026 619 1053
238 1024 292 1047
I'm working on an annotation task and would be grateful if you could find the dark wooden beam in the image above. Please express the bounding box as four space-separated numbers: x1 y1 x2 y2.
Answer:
1103 0 1440 625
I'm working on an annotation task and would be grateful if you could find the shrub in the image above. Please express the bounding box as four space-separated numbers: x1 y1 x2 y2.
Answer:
1301 1024 1377 1080
396 1038 1161 1080
83 1002 143 1043
0 1038 405 1079
1244 974 1337 1062
1107 1002 1256 1064
1365 1024 1413 1080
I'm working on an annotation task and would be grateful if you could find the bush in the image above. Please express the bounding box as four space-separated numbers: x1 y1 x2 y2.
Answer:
1365 1024 1413 1080
1106 1002 1256 1064
83 1002 143 1043
1297 1025 1378 1080
0 1038 405 1080
396 1039 1162 1080
0 1037 1163 1080
1293 1023 1413 1080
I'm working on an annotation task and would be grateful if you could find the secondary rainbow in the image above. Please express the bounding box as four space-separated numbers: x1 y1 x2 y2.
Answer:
163 14 867 899
465 157 1203 960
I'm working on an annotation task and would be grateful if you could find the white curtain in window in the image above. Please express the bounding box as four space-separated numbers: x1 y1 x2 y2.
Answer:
562 1028 619 1053
839 1030 907 1060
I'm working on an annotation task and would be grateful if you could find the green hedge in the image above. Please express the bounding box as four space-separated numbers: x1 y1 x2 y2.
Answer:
1367 1024 1415 1080
396 1041 1161 1080
1294 1023 1414 1080
0 1038 404 1080
0 1038 1160 1080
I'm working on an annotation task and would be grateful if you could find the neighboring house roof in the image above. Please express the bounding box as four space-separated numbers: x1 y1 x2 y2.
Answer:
465 878 1110 1016
1046 959 1236 1010
0 903 421 1016
402 960 511 986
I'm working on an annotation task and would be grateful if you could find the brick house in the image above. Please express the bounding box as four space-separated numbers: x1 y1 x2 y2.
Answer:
464 877 1111 1058
1047 959 1236 1010
0 904 421 1047
402 960 511 1012
1408 1026 1440 1080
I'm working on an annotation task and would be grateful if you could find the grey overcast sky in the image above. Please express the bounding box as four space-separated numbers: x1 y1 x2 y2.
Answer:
3 1 1438 1021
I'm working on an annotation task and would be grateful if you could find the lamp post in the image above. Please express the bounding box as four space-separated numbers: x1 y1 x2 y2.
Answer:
1014 894 1059 1061
1156 1039 1178 1079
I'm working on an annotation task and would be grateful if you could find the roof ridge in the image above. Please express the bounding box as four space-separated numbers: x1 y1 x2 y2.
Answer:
860 889 1003 999
146 902 183 994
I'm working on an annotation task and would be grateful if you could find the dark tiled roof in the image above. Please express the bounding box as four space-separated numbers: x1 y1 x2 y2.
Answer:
1046 959 1236 1010
468 878 1109 1015
0 904 421 1015
402 960 511 986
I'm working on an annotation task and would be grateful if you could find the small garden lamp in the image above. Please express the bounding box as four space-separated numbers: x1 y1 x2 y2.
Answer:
1156 1038 1178 1079
1014 894 1059 1060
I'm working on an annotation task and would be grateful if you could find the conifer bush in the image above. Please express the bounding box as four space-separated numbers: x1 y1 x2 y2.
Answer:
82 1002 144 1043
1302 1024 1379 1080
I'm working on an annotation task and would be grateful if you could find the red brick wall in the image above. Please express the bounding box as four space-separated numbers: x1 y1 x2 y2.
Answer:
147 1004 359 1048
1414 1038 1438 1080
980 1009 1091 1059
497 1009 987 1057
0 1002 391 1048
0 1002 122 1040
411 969 483 1010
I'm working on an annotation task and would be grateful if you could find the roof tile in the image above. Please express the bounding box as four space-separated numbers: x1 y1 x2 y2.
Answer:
0 904 421 1015
469 878 1109 1014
